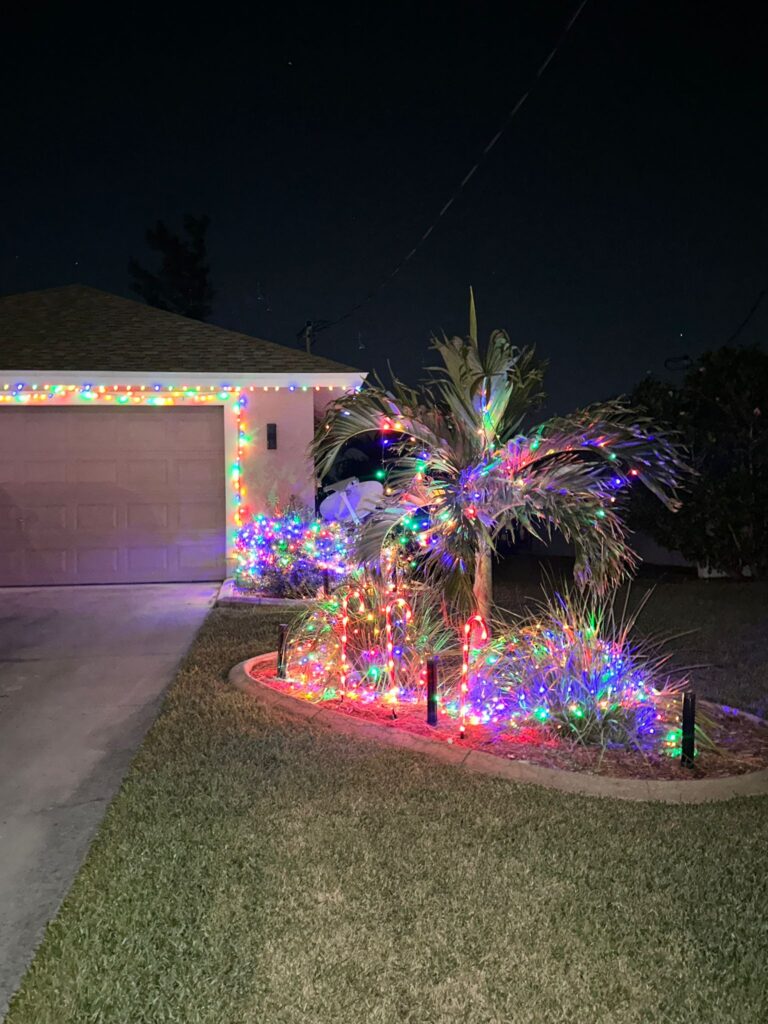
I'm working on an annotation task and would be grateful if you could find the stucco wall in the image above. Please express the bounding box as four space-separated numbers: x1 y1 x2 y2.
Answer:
240 389 317 512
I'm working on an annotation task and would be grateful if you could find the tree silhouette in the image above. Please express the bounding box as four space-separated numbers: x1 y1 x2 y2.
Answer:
313 293 688 618
129 215 214 321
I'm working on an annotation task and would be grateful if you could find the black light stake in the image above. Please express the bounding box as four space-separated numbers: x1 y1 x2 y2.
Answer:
681 691 696 768
426 657 439 726
277 623 289 679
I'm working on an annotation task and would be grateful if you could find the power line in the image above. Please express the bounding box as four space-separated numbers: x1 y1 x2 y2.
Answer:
725 281 768 345
310 0 591 339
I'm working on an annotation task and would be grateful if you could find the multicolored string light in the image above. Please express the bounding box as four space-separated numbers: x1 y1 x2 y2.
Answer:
341 588 367 693
277 582 688 756
385 597 413 693
0 381 348 404
235 511 351 594
460 614 489 737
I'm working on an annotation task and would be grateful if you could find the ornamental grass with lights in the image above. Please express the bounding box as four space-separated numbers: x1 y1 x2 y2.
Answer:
248 296 763 767
280 579 693 757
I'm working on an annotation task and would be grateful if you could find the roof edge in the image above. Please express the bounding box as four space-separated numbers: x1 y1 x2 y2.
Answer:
0 368 365 386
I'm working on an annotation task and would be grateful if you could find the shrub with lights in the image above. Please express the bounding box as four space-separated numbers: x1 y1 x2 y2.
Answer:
235 508 351 598
449 590 688 752
286 581 459 702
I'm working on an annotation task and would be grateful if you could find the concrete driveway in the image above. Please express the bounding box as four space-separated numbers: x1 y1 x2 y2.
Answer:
0 583 216 1016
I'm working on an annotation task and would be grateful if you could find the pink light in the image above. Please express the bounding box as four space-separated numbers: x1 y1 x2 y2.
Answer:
385 596 413 689
340 589 366 692
460 613 489 735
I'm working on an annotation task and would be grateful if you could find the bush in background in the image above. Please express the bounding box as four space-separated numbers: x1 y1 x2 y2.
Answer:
631 345 768 577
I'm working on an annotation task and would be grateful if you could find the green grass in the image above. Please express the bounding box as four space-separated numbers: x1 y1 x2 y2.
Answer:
6 578 768 1024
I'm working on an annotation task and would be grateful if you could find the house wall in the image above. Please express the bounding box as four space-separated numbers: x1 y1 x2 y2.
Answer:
240 389 316 513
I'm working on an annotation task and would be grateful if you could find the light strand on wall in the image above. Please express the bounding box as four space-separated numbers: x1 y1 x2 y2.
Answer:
233 389 248 527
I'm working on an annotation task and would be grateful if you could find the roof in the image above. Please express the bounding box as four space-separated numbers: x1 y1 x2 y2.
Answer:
0 285 359 375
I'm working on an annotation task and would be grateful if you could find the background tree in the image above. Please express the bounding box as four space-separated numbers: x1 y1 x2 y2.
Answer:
631 345 768 577
129 214 214 320
313 295 687 618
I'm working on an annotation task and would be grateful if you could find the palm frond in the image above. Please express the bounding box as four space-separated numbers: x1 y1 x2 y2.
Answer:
309 300 690 611
533 400 691 508
311 378 450 480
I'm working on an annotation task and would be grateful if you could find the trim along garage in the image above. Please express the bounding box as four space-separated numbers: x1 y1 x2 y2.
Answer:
0 286 362 586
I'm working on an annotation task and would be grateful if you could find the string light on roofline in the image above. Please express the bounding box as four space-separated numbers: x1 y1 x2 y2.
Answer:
0 380 352 403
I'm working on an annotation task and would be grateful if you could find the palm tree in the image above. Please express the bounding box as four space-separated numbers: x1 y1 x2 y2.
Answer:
313 294 688 619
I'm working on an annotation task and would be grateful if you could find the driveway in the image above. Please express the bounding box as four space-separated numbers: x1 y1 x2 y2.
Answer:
0 583 216 1016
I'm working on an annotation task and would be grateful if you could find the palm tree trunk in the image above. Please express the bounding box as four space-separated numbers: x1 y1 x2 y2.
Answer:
473 544 493 620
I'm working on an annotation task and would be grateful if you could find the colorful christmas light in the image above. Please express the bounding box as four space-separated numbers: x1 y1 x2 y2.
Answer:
460 613 489 736
385 596 413 689
341 588 367 693
276 580 689 756
235 510 351 598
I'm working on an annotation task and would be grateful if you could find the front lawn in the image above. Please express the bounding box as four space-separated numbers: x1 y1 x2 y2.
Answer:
7 576 768 1024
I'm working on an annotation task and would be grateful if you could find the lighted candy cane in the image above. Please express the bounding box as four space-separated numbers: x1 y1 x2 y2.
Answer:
460 614 489 736
385 597 413 691
340 588 367 693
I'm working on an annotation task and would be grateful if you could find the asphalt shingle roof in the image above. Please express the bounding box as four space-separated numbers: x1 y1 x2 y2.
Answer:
0 285 359 375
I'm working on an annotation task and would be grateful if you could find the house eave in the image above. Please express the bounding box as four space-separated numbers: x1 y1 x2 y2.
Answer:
0 368 366 390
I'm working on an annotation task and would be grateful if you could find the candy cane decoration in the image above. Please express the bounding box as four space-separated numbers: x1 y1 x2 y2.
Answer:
340 588 366 693
460 614 489 736
385 597 413 691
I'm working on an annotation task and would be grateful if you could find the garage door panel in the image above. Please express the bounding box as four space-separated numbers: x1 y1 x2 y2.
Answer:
176 458 220 485
24 461 67 483
27 505 68 529
171 413 222 447
124 417 170 447
125 459 169 486
69 412 121 447
72 460 119 484
178 502 223 529
0 501 20 523
179 542 222 570
0 407 226 585
25 549 68 577
77 503 119 530
127 503 169 529
127 546 169 573
76 548 120 575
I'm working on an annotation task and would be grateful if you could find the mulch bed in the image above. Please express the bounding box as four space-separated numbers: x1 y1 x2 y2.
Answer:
248 662 768 781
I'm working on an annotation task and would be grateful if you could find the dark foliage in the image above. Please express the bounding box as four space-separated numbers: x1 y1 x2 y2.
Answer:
129 214 214 321
631 345 768 577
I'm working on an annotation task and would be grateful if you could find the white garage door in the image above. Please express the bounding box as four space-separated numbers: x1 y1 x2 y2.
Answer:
0 406 227 585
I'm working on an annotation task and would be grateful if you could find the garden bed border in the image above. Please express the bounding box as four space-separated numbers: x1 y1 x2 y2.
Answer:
216 579 316 608
229 654 768 804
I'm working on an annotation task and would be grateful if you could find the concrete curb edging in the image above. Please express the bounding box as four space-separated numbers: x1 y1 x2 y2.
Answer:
229 654 768 804
216 580 316 608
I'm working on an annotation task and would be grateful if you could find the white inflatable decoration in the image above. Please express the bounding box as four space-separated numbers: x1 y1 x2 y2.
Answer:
319 477 384 524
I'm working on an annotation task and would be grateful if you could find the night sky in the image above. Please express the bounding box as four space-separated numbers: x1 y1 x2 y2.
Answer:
2 1 766 412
